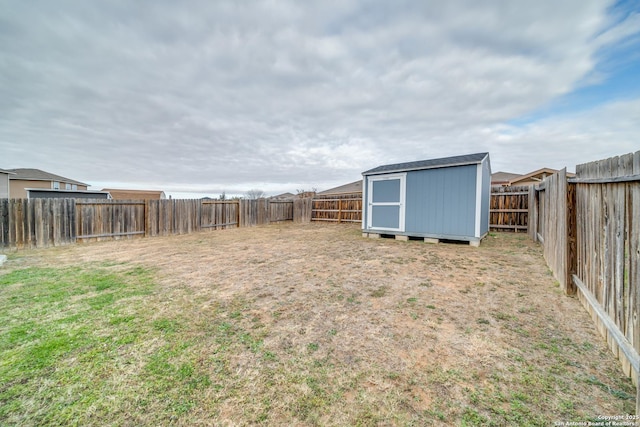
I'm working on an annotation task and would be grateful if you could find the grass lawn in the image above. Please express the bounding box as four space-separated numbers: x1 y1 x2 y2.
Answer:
0 223 635 426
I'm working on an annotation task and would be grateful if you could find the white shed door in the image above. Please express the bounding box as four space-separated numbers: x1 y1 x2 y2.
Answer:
367 173 406 232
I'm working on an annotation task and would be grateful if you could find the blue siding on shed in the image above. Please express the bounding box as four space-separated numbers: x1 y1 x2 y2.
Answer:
404 165 477 237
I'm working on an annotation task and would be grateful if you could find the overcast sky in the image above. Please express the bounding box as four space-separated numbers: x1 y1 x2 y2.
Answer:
1 0 639 197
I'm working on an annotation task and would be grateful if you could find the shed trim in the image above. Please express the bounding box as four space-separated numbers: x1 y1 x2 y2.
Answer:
475 163 482 238
366 173 406 232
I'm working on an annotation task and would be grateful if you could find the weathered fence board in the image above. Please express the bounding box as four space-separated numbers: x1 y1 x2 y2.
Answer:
534 169 575 294
269 200 294 222
293 198 313 223
76 200 145 241
201 201 239 229
0 199 76 248
0 199 8 245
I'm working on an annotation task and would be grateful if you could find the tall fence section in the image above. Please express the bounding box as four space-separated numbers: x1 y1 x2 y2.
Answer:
529 150 640 413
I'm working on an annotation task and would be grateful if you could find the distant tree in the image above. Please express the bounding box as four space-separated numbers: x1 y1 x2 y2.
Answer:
296 187 318 198
245 189 265 199
218 191 226 201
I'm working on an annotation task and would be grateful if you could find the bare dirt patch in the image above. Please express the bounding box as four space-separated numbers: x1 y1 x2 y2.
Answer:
3 222 635 425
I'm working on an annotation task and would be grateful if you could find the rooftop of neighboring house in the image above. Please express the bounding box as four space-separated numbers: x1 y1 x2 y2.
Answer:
317 180 363 196
5 168 88 186
491 171 522 185
492 168 576 186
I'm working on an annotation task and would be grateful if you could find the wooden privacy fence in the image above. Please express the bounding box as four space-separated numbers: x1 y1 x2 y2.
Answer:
530 150 640 413
0 198 77 248
574 153 640 388
238 199 301 227
489 185 530 232
311 193 363 223
0 198 312 249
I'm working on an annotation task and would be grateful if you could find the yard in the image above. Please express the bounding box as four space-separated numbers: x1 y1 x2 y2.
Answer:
0 223 635 426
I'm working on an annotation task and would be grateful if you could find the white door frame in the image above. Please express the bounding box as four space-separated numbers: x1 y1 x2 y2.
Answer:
367 173 406 232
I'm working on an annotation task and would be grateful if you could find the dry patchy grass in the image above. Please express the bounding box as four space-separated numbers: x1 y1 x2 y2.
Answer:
0 223 635 426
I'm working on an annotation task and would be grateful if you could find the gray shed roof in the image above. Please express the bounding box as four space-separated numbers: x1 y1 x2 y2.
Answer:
6 168 88 186
363 152 489 176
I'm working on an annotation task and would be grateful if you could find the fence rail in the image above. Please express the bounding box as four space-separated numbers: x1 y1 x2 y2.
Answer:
0 198 304 249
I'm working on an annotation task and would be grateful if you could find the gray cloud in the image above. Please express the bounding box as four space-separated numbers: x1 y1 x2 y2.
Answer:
0 0 638 196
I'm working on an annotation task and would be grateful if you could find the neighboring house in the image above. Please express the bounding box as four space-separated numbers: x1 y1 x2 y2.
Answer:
101 189 166 200
0 168 14 198
316 180 362 197
491 168 576 186
7 168 88 198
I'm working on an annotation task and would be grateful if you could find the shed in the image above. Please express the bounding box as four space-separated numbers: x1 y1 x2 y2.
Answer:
362 152 491 246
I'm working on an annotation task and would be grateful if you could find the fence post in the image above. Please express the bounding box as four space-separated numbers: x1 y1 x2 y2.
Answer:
566 182 577 295
144 199 150 238
0 199 7 247
528 185 537 241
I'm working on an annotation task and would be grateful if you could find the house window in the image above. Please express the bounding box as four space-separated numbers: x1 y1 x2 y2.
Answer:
53 181 60 189
72 184 78 190
65 183 72 190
